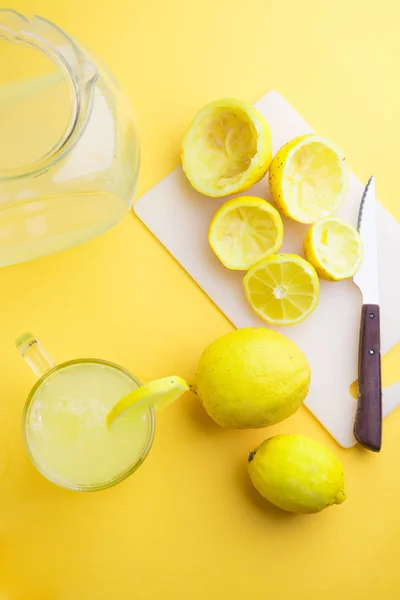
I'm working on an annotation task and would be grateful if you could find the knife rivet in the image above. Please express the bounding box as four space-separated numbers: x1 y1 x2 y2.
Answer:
369 313 375 319
369 349 375 355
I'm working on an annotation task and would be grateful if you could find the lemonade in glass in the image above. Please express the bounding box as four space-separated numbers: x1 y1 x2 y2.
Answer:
17 333 155 491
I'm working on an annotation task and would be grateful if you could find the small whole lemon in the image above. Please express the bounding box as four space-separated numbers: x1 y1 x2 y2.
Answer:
192 328 310 428
248 434 346 513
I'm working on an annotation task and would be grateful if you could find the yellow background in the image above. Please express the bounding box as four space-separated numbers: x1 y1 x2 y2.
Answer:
1 1 400 598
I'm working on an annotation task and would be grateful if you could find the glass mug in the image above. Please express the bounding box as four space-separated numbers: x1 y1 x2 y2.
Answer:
17 333 155 491
0 10 139 266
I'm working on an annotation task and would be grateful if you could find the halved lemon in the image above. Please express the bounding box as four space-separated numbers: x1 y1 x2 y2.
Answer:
243 254 319 326
182 98 272 197
269 135 348 223
208 196 283 270
106 376 189 427
303 217 363 281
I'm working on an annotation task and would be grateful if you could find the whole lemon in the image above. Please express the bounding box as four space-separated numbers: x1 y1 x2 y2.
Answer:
192 328 310 428
248 434 346 513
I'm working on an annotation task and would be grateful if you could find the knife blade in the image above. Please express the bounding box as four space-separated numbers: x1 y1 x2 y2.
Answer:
353 176 382 452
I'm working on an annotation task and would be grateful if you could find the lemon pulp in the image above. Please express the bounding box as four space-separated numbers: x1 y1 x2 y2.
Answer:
244 254 319 325
182 99 272 197
208 196 283 270
304 217 363 281
269 135 348 223
107 376 189 427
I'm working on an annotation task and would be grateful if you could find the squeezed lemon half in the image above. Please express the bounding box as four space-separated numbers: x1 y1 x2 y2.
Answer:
243 254 319 326
303 217 363 281
106 376 189 427
208 196 283 270
269 135 348 223
182 98 272 197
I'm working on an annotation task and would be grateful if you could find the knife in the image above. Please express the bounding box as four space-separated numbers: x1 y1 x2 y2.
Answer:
353 176 382 452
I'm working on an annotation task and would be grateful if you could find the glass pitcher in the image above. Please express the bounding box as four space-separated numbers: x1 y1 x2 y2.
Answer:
16 333 155 491
0 10 139 266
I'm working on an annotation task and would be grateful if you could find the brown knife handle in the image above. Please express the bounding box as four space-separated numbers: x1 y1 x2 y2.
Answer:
354 304 382 452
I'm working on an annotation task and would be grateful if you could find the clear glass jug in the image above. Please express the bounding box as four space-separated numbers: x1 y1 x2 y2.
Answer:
16 333 155 491
0 10 139 265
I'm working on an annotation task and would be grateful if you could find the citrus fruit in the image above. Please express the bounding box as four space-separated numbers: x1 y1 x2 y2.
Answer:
208 196 283 270
248 434 346 513
303 216 363 281
107 376 189 427
181 98 272 197
192 328 310 428
269 134 348 223
243 254 319 326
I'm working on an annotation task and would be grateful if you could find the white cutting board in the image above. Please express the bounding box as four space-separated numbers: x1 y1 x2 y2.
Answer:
134 91 400 448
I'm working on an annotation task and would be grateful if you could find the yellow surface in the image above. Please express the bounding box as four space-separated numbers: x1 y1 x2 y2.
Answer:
0 1 400 598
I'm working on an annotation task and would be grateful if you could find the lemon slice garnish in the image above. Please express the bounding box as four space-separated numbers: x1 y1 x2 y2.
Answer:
182 98 272 197
303 217 363 281
269 135 348 223
208 196 283 270
106 376 189 427
243 254 320 326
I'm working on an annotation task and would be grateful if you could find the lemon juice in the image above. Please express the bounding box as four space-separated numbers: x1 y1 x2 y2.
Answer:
23 361 154 490
0 18 140 266
0 63 128 266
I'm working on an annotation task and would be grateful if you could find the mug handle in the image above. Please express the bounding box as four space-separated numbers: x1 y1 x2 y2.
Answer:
16 333 55 378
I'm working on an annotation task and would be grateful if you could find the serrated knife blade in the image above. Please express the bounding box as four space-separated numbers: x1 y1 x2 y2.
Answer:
353 177 380 304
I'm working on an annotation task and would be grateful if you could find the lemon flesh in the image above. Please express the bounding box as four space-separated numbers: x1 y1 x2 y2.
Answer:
244 254 319 326
248 434 346 513
182 99 272 197
304 217 363 281
208 196 283 270
269 135 348 223
106 376 189 427
193 328 310 429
